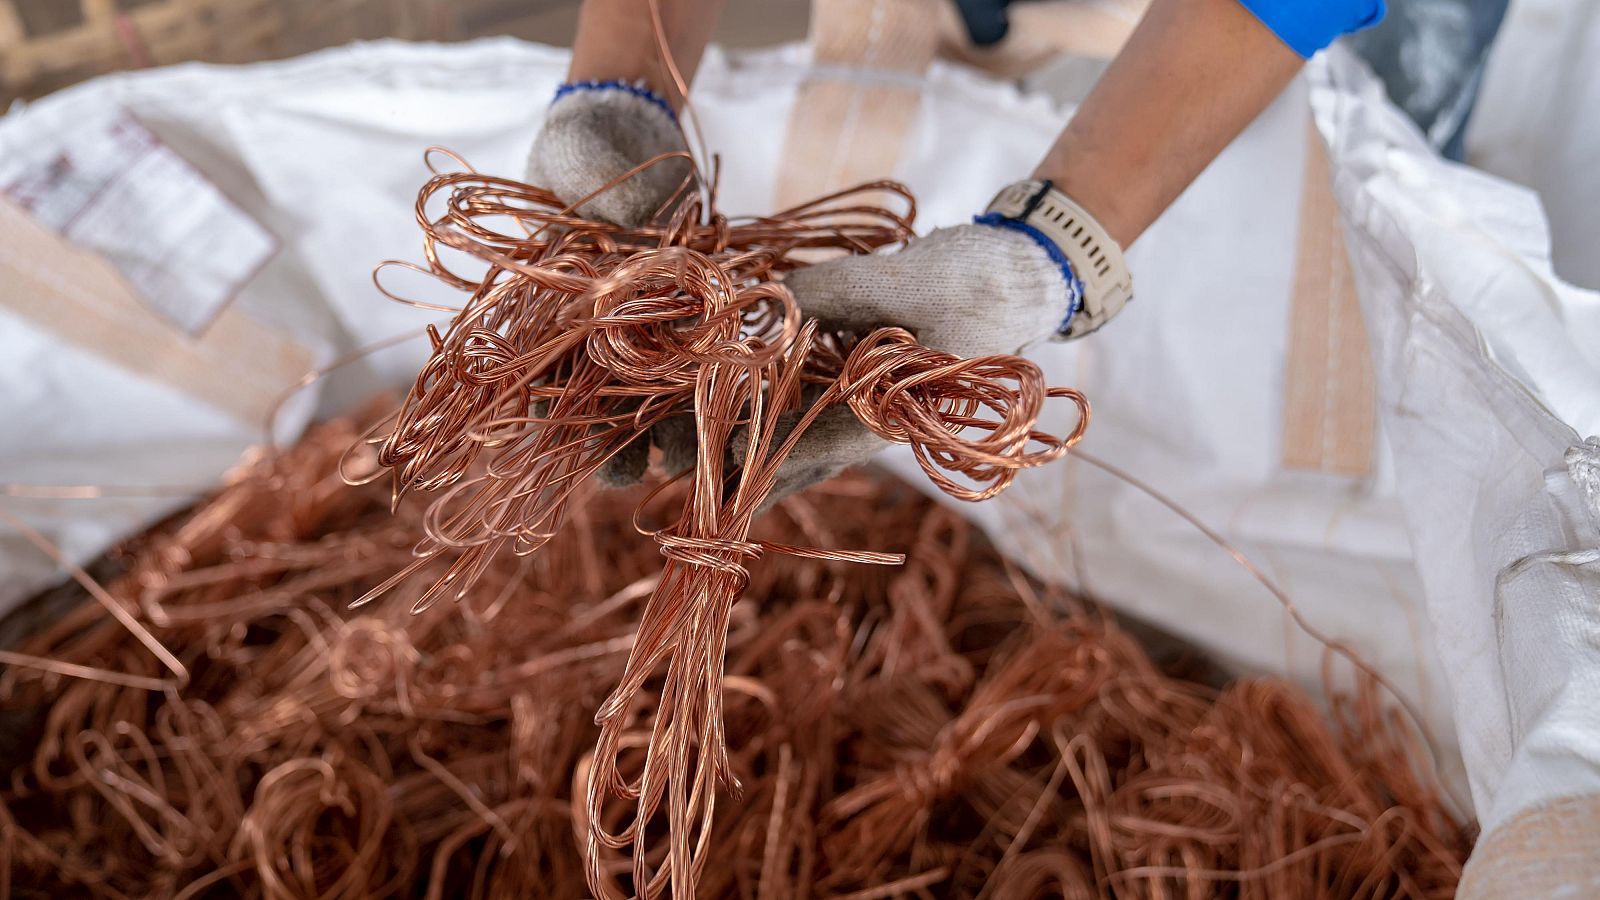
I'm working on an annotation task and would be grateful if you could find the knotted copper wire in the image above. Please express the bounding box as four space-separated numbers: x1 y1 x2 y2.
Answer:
361 155 1091 894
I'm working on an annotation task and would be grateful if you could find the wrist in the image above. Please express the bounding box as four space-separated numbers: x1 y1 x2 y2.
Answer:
1031 150 1142 248
567 0 727 113
552 80 677 124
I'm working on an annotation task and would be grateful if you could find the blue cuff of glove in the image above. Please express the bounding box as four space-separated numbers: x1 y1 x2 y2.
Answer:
552 80 677 123
972 212 1085 338
1236 0 1386 57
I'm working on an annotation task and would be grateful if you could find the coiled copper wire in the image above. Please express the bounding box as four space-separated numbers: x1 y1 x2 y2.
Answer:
358 153 1090 895
0 414 1470 898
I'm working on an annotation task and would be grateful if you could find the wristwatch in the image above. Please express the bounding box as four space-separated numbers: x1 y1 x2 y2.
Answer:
984 180 1133 340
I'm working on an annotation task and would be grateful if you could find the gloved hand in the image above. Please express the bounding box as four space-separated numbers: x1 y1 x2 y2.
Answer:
755 221 1078 500
527 81 690 228
527 80 692 485
610 219 1080 502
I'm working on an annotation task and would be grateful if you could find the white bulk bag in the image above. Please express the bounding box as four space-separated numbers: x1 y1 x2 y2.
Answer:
1314 45 1600 896
1 33 1596 884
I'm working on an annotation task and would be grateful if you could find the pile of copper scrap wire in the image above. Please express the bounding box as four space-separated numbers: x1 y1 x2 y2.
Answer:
360 159 1091 892
0 413 1471 899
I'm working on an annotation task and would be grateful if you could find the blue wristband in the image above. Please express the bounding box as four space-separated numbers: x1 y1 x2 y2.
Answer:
552 80 677 124
972 212 1085 337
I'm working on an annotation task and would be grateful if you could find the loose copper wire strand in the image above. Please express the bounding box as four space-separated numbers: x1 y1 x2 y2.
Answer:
1068 448 1452 806
0 507 186 687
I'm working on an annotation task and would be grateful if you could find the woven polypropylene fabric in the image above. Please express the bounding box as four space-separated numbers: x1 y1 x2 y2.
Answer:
1459 793 1600 898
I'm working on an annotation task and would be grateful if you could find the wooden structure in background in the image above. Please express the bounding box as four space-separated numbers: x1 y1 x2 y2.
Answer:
0 0 587 104
0 0 1155 106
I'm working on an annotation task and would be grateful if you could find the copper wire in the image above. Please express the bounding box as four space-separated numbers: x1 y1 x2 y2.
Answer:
0 0 1476 889
356 149 1096 894
0 413 1470 898
0 18 1460 887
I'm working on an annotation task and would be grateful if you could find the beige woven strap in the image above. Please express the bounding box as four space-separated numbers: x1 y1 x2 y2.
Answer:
1459 794 1600 898
773 0 940 211
0 196 313 427
1279 120 1377 477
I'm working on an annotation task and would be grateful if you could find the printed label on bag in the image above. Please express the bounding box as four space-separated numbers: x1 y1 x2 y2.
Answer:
2 117 276 336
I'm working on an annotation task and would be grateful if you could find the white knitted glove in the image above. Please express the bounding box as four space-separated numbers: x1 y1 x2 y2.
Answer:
528 82 691 486
762 223 1075 500
635 222 1077 500
787 223 1073 358
527 81 690 228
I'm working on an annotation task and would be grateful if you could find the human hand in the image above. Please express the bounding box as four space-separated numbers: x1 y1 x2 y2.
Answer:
609 209 1101 503
527 81 690 228
748 218 1083 501
528 80 696 487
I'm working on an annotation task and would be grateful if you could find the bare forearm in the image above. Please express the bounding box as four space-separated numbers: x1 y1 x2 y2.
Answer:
568 0 728 109
1033 0 1303 246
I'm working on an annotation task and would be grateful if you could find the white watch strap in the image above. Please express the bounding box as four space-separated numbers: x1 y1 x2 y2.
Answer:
985 180 1133 340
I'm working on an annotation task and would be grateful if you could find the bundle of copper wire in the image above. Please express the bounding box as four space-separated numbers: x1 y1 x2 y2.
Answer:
0 413 1470 898
359 151 1092 894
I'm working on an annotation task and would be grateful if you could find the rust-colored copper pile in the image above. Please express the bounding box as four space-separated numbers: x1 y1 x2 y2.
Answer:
0 414 1470 898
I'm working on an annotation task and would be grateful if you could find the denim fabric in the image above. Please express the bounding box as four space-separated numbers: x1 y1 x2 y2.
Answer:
1345 0 1512 160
